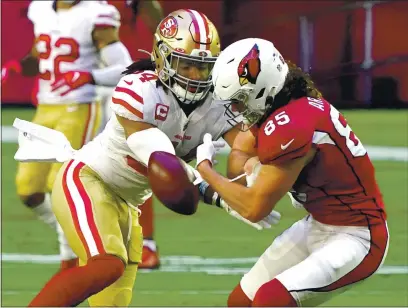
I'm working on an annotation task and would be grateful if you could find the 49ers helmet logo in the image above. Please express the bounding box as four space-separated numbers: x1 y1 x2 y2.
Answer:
237 44 261 86
159 16 178 38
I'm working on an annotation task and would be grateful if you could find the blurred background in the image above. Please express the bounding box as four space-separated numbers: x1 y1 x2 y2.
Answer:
1 1 407 307
2 0 408 108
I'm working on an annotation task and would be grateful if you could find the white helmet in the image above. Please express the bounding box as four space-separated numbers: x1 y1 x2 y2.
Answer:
212 38 288 127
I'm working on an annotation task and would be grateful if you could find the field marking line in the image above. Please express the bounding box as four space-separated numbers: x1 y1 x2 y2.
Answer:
0 289 398 296
2 253 407 275
2 125 407 161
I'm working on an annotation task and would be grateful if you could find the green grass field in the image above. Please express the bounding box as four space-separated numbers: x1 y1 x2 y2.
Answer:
1 108 408 306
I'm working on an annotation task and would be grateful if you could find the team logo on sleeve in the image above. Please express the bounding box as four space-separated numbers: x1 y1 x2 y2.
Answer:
159 16 178 38
237 44 261 86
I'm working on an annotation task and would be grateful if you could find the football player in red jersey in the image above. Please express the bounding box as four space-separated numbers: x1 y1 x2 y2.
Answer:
195 38 389 307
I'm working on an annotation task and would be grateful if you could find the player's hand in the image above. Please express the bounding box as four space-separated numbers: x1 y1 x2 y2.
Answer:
196 133 225 168
220 199 281 230
51 71 94 96
1 60 22 85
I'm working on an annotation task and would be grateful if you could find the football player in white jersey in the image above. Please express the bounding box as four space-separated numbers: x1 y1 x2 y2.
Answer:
1 0 132 270
26 9 250 307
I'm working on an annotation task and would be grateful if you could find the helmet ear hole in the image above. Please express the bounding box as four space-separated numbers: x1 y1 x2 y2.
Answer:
255 88 265 99
265 96 274 108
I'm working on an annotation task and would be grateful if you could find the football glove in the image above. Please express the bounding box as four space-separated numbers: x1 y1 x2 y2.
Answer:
1 60 22 84
51 71 94 96
196 133 225 168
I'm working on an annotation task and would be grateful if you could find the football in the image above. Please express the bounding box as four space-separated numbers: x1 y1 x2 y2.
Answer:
148 151 199 215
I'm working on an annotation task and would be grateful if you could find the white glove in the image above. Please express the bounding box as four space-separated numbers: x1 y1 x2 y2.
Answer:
196 133 225 168
220 199 281 230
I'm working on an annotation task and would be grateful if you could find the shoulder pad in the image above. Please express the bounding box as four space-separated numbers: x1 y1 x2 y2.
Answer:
27 1 47 22
110 71 163 126
91 2 121 29
257 101 316 164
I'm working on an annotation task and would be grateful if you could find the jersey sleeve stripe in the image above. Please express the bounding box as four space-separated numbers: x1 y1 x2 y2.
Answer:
112 97 144 119
115 86 144 104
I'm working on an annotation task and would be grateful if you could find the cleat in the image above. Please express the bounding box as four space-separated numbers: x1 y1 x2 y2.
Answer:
139 245 160 269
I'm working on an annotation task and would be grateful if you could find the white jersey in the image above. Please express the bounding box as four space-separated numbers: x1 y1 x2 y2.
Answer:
75 71 240 206
28 0 120 104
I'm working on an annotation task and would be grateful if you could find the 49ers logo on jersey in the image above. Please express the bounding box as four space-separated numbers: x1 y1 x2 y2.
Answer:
159 16 178 38
238 44 261 86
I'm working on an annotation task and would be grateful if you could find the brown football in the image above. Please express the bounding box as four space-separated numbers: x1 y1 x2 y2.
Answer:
148 151 199 215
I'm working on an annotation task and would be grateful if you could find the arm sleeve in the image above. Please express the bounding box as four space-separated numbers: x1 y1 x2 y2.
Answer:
92 42 133 86
127 127 175 166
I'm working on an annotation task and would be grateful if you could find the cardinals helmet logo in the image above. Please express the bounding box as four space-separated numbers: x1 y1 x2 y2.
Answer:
237 44 261 86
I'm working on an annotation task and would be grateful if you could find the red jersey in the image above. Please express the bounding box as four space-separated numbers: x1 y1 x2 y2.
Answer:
256 97 386 226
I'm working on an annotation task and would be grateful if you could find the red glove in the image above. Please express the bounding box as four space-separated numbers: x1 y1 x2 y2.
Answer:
51 71 94 96
1 60 22 84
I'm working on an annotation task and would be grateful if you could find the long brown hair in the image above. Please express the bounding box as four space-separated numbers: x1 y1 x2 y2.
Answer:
259 61 322 124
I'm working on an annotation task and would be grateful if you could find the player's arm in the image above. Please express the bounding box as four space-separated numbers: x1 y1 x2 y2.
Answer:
2 39 38 83
20 40 39 76
2 0 40 82
198 149 314 223
198 126 253 205
118 114 201 182
138 0 164 33
51 8 133 95
116 115 175 166
197 111 317 222
91 24 133 87
225 128 258 184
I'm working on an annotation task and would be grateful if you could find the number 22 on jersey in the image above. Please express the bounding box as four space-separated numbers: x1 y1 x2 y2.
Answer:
36 34 79 81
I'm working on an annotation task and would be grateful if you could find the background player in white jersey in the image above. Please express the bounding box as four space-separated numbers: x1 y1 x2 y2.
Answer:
1 0 132 270
195 38 389 307
26 9 250 307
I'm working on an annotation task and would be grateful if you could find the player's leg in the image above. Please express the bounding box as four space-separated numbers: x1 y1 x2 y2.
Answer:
255 217 389 307
138 197 161 269
46 101 102 267
88 208 143 306
15 105 58 237
55 102 102 151
228 216 310 307
29 160 133 307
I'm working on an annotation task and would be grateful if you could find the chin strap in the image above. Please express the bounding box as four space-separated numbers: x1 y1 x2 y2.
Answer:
172 83 207 104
